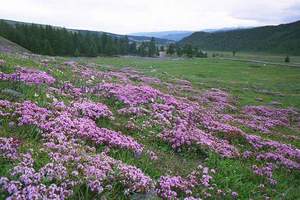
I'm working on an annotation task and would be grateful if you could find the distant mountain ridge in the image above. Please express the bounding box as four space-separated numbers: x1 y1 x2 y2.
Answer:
179 20 300 55
202 26 253 33
1 19 172 44
130 27 253 41
131 31 193 41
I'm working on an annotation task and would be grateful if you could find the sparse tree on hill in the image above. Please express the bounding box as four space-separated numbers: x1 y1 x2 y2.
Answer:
285 55 290 63
74 48 80 57
129 42 137 55
167 43 176 55
176 46 183 57
138 42 147 57
184 44 194 58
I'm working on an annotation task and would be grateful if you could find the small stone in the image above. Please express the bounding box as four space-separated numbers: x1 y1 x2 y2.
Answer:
1 89 23 99
131 189 157 200
8 121 15 128
0 59 5 66
268 101 282 106
64 61 77 67
134 151 142 159
256 98 263 102
41 59 49 64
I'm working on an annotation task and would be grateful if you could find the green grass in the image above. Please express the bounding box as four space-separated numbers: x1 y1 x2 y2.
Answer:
207 50 300 65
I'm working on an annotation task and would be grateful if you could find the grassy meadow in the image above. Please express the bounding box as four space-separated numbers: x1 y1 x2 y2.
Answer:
86 56 300 108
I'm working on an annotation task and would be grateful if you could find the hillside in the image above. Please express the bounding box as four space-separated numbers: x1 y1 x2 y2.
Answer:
0 36 30 54
179 20 300 55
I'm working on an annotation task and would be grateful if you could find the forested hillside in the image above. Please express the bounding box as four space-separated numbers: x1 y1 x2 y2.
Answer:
179 20 300 55
0 20 159 57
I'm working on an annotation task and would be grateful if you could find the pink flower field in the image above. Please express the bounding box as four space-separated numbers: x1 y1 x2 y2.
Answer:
0 55 299 200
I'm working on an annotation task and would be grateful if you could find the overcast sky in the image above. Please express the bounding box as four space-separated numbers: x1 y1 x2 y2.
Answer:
0 0 300 34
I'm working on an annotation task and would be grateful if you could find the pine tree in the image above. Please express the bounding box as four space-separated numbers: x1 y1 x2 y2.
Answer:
167 43 176 55
148 37 156 57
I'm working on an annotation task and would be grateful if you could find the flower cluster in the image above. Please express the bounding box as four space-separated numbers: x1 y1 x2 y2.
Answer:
42 112 143 153
200 89 236 111
0 137 20 160
238 106 298 134
0 100 13 116
161 125 239 158
197 110 243 136
60 82 83 97
0 153 73 199
245 134 300 170
17 68 56 85
15 101 51 127
0 101 152 198
252 163 277 185
156 165 215 199
72 101 113 119
117 163 154 193
95 83 162 106
95 82 241 158
3 99 143 154
146 150 158 161
0 67 55 85
43 138 153 195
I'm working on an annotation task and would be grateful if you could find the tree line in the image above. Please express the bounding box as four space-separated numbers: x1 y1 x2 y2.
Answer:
166 43 207 58
0 20 159 57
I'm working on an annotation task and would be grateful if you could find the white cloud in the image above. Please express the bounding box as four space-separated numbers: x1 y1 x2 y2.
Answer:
0 0 299 34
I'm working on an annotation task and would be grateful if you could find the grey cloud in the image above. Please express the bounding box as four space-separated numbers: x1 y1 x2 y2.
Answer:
231 1 300 24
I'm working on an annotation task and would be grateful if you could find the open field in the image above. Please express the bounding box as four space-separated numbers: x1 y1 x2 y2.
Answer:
0 53 300 200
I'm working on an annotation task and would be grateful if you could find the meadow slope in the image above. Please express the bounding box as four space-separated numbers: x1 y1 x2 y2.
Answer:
0 53 300 200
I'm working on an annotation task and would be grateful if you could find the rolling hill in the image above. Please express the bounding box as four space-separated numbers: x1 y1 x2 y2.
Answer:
179 20 300 55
